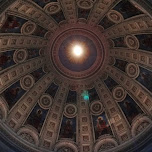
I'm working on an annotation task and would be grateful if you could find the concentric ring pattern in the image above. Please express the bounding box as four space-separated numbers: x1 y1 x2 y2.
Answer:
0 0 152 152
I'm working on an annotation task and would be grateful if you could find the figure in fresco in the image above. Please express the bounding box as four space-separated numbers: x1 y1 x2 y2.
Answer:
0 53 11 69
61 119 74 139
1 16 20 32
95 116 110 138
123 100 139 122
4 87 20 107
28 109 43 131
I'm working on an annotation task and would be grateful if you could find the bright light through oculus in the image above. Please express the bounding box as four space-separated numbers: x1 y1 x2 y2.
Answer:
72 45 83 57
66 41 90 64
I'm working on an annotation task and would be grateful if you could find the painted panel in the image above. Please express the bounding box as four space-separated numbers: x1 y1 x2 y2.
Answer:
78 8 90 20
30 68 45 82
51 11 65 23
59 116 76 141
114 59 128 72
104 76 118 92
118 95 143 124
99 16 115 29
27 49 40 60
136 34 152 52
66 90 77 104
88 88 100 103
3 81 26 109
0 15 27 33
136 67 152 92
92 112 112 140
45 82 59 98
113 0 143 19
112 37 126 48
0 50 16 70
25 104 48 133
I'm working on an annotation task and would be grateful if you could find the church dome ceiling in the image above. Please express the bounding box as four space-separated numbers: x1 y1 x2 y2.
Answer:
0 0 152 152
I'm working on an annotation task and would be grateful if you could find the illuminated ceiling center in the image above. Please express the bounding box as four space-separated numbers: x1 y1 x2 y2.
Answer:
0 0 152 152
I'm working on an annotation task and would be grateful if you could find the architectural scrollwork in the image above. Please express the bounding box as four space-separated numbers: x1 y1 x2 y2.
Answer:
17 126 39 146
94 137 118 152
131 115 152 137
44 2 61 15
21 21 37 35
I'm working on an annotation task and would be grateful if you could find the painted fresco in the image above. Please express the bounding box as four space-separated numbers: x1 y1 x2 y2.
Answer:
59 116 76 141
3 81 26 109
136 67 152 92
114 59 128 72
51 11 65 23
99 16 115 29
45 82 59 98
66 90 77 103
136 34 152 52
30 68 46 82
78 8 91 20
33 25 47 37
113 0 143 19
112 37 126 48
88 88 100 102
32 0 57 8
92 112 112 140
27 49 40 59
104 76 118 92
0 51 15 70
119 95 143 124
0 15 27 33
25 104 48 133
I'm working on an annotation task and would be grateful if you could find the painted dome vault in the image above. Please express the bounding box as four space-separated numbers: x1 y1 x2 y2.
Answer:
0 0 152 152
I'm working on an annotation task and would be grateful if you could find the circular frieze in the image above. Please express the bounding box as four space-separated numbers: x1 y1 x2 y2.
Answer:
20 75 35 90
126 63 139 79
90 101 103 115
107 10 124 24
112 86 126 102
44 2 61 15
77 0 94 10
39 94 53 109
64 104 77 118
13 49 28 63
125 35 139 50
21 21 36 35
